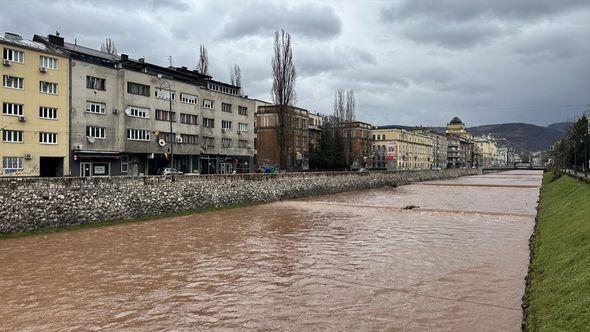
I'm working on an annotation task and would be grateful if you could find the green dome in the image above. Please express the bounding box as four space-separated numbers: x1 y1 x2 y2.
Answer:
449 117 463 125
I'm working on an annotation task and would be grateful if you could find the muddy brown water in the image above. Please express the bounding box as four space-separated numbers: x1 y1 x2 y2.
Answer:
0 170 541 331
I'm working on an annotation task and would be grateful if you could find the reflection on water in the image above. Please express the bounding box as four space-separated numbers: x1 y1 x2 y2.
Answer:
0 170 540 331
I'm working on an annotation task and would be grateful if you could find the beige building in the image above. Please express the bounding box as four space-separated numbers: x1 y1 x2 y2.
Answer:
371 126 434 170
473 135 498 167
1 32 69 177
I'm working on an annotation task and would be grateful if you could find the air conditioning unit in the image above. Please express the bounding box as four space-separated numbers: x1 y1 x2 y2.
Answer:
176 136 183 144
221 128 227 133
2 59 10 66
87 136 96 144
112 108 118 114
74 144 82 150
24 153 32 160
18 116 26 122
39 66 47 73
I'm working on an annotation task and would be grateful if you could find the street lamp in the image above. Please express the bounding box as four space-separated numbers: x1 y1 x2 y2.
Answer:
158 77 174 171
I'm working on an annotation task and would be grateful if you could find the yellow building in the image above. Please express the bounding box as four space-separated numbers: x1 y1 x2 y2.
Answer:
1 33 69 176
371 127 433 170
446 116 472 140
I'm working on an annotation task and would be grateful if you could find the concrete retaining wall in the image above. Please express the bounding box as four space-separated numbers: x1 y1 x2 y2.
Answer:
0 169 480 233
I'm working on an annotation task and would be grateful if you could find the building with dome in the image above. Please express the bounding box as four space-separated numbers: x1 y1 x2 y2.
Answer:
445 117 474 167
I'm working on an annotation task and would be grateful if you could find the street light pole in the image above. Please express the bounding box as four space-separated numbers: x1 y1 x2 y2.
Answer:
159 79 173 170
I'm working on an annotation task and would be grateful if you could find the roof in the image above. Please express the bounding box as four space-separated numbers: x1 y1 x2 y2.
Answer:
1 32 62 55
34 35 118 61
449 117 463 125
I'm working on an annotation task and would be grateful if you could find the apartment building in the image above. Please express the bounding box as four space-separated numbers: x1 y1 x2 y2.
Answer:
371 126 433 170
415 129 448 169
256 105 309 170
1 33 69 177
36 33 256 176
473 135 498 167
341 121 372 169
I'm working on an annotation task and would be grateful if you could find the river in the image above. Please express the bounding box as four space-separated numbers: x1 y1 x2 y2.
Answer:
0 170 541 331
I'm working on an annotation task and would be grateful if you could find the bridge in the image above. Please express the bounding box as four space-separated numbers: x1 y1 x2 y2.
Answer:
482 162 547 173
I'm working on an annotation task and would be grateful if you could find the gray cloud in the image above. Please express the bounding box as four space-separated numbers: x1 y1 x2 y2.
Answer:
0 0 587 127
381 0 590 49
220 2 342 40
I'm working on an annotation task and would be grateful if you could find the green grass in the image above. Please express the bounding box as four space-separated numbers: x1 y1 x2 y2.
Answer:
0 201 265 240
523 172 590 331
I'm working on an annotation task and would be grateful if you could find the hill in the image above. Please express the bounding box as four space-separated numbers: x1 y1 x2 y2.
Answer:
547 122 573 133
467 123 563 152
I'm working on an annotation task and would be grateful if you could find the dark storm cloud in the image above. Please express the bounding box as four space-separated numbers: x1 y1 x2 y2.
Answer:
296 46 377 76
381 0 590 48
220 2 342 40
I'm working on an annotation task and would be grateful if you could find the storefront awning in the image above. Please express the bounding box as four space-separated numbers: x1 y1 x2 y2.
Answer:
74 151 122 159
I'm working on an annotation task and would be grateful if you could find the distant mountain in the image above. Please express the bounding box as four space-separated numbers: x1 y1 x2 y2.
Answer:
467 123 563 152
547 122 573 133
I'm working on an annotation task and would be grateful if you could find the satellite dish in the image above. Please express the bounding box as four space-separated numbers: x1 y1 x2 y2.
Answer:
176 136 183 144
87 136 96 144
158 139 166 147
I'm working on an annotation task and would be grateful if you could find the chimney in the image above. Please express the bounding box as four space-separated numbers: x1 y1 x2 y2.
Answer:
48 34 64 47
120 54 128 61
138 57 145 63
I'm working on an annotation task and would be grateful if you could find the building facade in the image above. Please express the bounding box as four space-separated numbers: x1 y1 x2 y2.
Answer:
256 105 309 170
1 33 70 177
473 135 498 167
342 121 372 169
36 33 256 176
371 127 433 170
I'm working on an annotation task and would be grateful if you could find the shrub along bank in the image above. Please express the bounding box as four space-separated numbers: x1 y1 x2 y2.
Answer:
523 172 590 331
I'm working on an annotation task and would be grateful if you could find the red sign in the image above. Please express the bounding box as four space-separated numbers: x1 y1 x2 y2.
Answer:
386 142 397 161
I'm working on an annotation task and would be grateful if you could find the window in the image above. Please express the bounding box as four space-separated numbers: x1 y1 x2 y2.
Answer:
2 103 23 116
39 107 58 119
180 93 198 104
202 117 214 128
126 129 151 141
127 82 150 96
203 99 214 109
86 126 106 139
2 130 23 142
2 157 23 173
180 113 198 125
156 109 176 122
238 106 248 116
181 134 199 145
40 56 58 69
40 81 58 94
221 120 232 130
3 75 23 89
126 106 149 118
86 101 106 114
158 132 175 143
238 122 248 133
3 48 24 63
86 76 105 90
39 132 57 144
155 87 176 100
222 138 232 148
203 136 215 147
222 103 232 113
238 139 248 148
121 156 129 173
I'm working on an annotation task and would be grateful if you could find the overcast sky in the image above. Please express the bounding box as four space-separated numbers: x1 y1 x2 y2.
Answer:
2 0 589 127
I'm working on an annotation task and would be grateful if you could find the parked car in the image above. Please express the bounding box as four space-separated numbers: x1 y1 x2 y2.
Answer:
159 168 183 175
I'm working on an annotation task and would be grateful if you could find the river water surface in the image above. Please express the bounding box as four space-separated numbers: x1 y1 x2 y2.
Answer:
0 170 541 331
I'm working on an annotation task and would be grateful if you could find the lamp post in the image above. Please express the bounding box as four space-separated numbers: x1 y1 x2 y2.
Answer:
159 79 174 170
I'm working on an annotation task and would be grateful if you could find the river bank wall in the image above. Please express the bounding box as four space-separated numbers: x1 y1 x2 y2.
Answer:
0 169 480 234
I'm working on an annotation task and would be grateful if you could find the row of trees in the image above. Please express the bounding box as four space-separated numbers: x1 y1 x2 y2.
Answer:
551 115 589 173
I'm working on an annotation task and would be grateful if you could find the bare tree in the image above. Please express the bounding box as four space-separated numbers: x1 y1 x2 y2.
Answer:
271 29 297 170
333 89 345 122
197 45 209 75
345 89 355 122
230 63 242 88
100 38 117 55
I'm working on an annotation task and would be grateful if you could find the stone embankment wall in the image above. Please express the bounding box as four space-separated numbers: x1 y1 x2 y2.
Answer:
0 169 480 233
